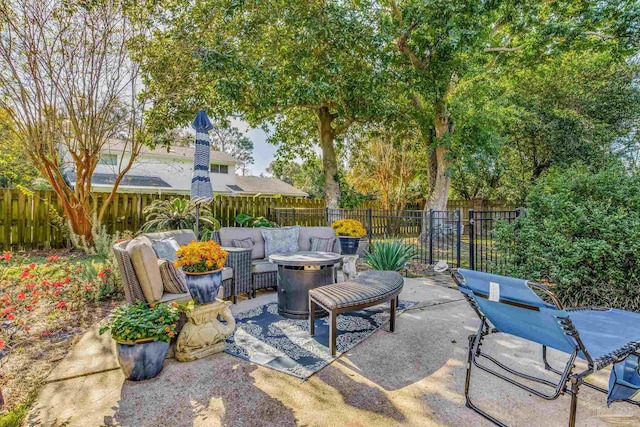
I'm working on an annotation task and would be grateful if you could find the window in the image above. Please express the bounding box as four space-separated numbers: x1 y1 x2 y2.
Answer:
210 164 229 174
98 154 118 165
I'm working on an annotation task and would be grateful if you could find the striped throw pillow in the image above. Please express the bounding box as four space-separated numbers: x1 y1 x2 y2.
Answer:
310 237 337 252
157 259 188 294
232 237 254 249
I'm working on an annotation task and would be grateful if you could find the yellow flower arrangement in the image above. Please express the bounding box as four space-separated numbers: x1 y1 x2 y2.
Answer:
331 219 366 237
174 240 228 274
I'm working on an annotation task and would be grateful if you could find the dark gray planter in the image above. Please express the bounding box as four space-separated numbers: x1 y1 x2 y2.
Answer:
184 269 222 304
338 236 360 255
117 340 170 381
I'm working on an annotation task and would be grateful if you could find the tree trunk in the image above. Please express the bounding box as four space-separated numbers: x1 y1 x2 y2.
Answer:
423 113 452 212
420 112 452 245
317 107 340 208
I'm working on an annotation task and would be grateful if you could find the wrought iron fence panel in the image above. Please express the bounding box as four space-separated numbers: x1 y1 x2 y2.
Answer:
271 207 522 273
468 209 522 272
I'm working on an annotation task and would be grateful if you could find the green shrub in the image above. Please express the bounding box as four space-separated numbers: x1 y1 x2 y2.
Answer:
494 165 640 310
363 240 417 271
141 198 221 235
235 213 278 227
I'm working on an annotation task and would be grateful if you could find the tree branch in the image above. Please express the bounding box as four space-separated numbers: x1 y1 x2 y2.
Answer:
484 46 523 53
334 115 355 136
397 20 429 72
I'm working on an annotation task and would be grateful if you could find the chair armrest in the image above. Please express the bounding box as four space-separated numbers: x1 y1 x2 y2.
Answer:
222 247 252 297
211 230 222 245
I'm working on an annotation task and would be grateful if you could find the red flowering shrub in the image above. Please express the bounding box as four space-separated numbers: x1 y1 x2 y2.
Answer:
0 253 119 361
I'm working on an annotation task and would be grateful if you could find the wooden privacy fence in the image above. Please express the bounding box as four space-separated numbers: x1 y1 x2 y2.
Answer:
0 189 324 250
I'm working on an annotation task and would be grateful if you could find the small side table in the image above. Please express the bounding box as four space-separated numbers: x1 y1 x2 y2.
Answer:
175 299 235 362
342 255 359 280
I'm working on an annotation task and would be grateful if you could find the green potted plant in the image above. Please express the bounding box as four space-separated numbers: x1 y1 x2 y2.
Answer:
174 240 228 304
99 301 180 381
331 219 367 255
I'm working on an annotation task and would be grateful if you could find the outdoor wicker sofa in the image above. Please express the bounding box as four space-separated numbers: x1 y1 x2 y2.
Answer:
112 229 251 304
213 226 341 297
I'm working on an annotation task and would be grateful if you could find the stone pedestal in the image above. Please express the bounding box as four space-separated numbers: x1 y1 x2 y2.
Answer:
342 255 359 281
175 300 235 362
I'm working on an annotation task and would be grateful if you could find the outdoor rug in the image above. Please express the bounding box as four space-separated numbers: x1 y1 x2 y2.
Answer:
224 300 418 379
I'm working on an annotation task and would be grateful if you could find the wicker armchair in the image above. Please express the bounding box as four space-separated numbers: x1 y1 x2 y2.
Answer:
112 231 251 304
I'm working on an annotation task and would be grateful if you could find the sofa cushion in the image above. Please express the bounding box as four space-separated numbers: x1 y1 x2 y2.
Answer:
151 237 181 262
298 227 340 253
310 236 337 252
252 259 278 274
126 238 164 302
232 237 254 249
157 259 188 294
219 227 265 260
143 229 197 247
262 226 300 257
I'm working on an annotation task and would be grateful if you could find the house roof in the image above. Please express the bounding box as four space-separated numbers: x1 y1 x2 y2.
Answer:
68 172 172 188
232 176 308 197
104 139 240 164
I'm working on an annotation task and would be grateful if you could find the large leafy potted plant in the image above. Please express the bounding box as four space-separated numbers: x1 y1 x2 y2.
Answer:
331 219 366 255
99 301 180 381
174 241 228 304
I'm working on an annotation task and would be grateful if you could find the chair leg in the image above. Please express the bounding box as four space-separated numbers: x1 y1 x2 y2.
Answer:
569 378 580 427
389 297 396 332
329 311 337 356
309 298 316 336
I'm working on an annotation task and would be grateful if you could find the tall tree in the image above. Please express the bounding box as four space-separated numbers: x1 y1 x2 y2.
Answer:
134 0 393 207
0 110 40 188
0 0 147 243
384 0 640 210
267 156 325 199
449 49 640 205
209 122 254 175
347 125 425 211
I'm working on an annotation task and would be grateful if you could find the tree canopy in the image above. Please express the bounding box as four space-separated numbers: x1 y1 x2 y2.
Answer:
134 0 396 207
132 0 640 209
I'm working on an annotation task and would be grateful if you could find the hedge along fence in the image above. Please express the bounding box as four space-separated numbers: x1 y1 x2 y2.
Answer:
0 189 324 250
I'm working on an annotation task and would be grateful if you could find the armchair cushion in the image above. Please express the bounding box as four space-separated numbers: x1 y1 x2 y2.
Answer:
142 229 197 246
126 238 164 302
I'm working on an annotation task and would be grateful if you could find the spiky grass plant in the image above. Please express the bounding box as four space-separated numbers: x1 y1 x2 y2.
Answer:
363 240 417 271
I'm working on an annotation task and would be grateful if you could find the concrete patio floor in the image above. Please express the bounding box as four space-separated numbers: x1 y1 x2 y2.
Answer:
27 274 640 426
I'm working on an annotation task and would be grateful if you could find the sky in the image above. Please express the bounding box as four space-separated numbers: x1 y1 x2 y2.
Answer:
229 118 277 176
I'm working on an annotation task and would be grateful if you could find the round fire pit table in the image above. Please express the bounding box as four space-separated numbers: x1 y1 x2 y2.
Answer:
268 251 342 319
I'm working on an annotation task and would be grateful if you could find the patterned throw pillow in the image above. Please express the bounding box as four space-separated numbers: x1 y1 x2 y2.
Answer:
151 237 180 262
310 237 337 252
232 237 254 249
261 226 300 257
157 259 188 294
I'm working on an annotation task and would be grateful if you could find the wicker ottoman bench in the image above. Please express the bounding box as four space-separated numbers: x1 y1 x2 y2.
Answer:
308 270 404 356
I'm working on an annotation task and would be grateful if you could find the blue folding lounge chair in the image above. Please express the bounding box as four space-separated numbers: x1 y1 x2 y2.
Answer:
451 268 640 427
